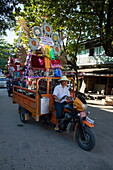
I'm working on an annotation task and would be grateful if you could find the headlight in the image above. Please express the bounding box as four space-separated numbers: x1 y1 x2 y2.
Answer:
82 104 87 109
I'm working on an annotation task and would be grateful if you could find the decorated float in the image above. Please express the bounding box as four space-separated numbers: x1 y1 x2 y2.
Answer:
7 19 75 89
24 22 62 86
10 20 96 152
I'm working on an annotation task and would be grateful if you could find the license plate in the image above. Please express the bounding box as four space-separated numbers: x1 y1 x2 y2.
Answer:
86 117 94 124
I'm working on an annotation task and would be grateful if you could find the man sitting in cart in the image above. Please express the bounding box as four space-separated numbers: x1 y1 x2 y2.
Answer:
53 76 70 131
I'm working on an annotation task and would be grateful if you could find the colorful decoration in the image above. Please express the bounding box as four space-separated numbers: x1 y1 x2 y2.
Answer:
54 68 62 77
32 26 42 37
54 45 61 55
29 38 39 50
16 20 63 79
43 23 53 35
40 36 53 46
31 55 45 68
50 60 61 68
38 58 44 65
50 48 55 60
44 45 50 58
52 33 59 43
16 46 27 66
44 57 50 68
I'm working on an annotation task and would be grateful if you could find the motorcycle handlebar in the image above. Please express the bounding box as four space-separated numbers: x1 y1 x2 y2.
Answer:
60 95 73 102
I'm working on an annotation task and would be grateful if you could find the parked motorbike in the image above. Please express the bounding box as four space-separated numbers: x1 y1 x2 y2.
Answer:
51 93 95 151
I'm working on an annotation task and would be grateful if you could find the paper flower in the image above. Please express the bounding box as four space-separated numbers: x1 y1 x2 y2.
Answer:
38 58 44 65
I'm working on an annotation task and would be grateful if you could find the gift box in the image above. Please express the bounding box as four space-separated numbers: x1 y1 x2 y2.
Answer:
31 54 45 68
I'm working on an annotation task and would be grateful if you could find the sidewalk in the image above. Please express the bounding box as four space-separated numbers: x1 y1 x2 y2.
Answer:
86 99 113 112
86 99 104 105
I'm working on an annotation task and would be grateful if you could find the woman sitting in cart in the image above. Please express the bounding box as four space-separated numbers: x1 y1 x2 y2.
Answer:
53 76 70 131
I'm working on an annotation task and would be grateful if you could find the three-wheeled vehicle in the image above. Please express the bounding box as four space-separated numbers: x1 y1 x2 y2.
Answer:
13 77 95 151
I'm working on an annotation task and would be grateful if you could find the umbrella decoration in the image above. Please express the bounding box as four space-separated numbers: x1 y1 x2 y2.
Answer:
32 26 42 37
52 33 59 43
54 45 61 55
16 46 27 66
29 38 39 50
43 23 53 35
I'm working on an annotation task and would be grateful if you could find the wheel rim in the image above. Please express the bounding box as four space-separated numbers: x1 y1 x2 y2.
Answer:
76 126 95 151
81 133 90 144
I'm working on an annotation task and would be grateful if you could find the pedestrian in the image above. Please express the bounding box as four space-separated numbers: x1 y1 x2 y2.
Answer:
53 76 70 131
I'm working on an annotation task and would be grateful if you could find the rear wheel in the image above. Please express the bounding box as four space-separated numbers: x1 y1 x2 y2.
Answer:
18 106 28 123
75 126 95 151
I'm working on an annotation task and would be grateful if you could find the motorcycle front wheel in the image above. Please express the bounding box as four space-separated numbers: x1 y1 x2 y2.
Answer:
75 126 95 151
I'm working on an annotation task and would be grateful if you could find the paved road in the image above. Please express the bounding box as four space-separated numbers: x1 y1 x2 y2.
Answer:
0 88 113 170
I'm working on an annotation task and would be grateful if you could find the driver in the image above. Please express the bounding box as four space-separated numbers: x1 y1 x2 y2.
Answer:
53 76 70 131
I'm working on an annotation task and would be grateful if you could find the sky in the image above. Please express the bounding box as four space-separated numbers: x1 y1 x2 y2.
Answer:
3 4 24 44
3 30 17 44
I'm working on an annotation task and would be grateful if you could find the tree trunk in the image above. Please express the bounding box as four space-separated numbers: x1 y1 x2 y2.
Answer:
103 0 113 57
103 40 113 57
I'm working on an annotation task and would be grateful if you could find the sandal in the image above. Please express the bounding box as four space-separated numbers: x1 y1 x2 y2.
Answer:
54 127 59 131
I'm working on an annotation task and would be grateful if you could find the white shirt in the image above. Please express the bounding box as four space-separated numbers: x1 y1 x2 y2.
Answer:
53 84 70 103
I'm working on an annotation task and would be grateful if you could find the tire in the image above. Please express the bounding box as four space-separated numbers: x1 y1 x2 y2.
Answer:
18 106 28 123
75 126 95 151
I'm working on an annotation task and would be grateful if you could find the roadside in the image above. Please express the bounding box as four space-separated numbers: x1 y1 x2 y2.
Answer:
86 99 113 112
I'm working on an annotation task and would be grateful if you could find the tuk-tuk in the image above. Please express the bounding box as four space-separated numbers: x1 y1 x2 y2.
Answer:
13 76 95 151
13 76 75 122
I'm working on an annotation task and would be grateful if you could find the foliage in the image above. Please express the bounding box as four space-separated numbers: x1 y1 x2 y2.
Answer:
14 0 113 58
12 0 113 88
1 0 113 56
0 39 14 71
0 0 27 35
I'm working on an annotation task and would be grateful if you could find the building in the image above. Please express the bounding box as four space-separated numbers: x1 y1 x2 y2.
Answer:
77 45 113 95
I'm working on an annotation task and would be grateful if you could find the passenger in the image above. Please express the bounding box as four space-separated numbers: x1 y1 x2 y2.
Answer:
53 76 70 131
12 77 20 91
21 78 27 88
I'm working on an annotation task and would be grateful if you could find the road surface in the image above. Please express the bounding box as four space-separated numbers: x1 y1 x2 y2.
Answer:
0 88 113 170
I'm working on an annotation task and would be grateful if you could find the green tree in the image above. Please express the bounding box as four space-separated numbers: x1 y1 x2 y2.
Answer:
14 0 113 86
17 0 113 56
0 39 14 71
0 0 28 35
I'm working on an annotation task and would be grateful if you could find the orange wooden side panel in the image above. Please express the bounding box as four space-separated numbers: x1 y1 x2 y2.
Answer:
13 77 75 122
